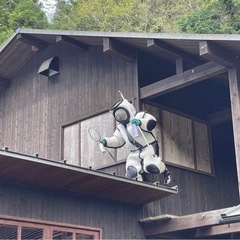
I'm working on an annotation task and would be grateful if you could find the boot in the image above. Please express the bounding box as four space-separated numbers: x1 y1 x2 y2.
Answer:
163 169 171 185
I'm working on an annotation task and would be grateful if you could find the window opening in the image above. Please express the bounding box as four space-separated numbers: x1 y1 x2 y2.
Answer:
0 215 101 240
144 103 213 174
61 111 129 168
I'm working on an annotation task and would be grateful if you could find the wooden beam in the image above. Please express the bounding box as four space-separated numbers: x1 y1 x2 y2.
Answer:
16 34 47 49
176 57 183 74
103 37 136 62
208 108 231 125
228 67 240 198
148 39 183 73
147 39 182 60
56 35 88 51
194 222 240 238
139 207 231 237
147 39 203 67
139 214 176 223
199 41 240 67
140 62 227 99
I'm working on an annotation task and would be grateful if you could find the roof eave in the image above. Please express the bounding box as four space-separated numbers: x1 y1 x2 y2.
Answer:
0 149 178 205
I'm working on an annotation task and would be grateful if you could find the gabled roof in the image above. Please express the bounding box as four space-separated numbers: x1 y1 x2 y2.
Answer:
0 148 177 205
1 28 240 89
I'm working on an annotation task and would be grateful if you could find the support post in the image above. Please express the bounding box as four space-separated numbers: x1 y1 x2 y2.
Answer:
228 67 240 199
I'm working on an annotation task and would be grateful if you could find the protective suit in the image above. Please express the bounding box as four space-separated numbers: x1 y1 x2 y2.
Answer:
100 99 171 185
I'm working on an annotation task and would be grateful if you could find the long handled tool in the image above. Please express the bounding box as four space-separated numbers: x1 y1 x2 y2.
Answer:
88 127 117 163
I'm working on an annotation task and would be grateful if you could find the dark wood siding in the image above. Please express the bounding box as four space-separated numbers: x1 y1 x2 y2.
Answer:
99 110 239 217
101 145 239 217
0 43 136 160
0 182 144 239
142 122 239 217
0 39 239 224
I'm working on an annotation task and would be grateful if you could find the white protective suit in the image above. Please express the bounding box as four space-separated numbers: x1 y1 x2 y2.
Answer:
102 99 170 182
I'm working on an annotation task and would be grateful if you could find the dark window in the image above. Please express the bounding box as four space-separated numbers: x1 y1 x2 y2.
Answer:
0 215 101 240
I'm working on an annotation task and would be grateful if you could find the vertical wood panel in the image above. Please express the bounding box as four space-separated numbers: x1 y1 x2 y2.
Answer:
0 43 143 240
0 93 4 147
162 110 194 168
0 182 144 239
63 123 80 166
0 44 136 161
81 112 116 168
228 67 240 197
194 121 211 173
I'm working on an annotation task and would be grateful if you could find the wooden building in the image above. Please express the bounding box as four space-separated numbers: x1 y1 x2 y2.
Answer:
0 28 240 239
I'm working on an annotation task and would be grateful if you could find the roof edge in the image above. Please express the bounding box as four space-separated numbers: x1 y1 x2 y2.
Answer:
0 30 19 53
16 28 240 41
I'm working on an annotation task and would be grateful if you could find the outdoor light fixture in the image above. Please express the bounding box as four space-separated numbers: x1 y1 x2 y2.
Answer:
37 56 59 78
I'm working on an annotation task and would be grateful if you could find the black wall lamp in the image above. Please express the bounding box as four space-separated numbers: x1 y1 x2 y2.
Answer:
38 56 59 78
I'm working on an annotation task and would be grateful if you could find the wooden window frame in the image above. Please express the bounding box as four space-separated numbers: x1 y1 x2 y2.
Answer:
0 214 102 240
143 102 214 176
60 109 107 165
60 109 124 168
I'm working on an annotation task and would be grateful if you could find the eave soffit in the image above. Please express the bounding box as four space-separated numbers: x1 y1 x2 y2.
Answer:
1 28 240 89
0 148 178 205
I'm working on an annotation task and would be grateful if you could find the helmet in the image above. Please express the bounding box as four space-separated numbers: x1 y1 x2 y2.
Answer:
110 99 136 124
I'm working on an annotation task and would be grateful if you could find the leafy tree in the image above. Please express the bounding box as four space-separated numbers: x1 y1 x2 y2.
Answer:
0 0 49 45
51 0 206 33
177 0 240 33
51 0 76 30
9 0 49 29
2 0 240 46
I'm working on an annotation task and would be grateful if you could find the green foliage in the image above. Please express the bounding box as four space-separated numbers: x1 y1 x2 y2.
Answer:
177 0 240 33
9 0 49 29
51 0 76 30
1 0 240 46
51 0 206 33
0 0 49 46
51 0 215 33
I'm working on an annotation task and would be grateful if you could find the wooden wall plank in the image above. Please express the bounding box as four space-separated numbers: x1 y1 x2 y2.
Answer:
0 182 144 239
80 112 116 168
194 121 211 173
228 67 240 197
63 123 80 166
0 44 135 162
143 104 163 159
162 110 194 168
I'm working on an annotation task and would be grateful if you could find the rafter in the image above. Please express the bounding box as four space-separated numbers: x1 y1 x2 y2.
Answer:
147 39 203 68
147 39 182 60
56 35 88 51
140 62 227 99
103 37 136 62
199 41 240 67
16 34 47 49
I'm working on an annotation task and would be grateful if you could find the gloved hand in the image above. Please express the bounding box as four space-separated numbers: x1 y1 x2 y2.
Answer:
99 139 107 146
131 118 141 126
